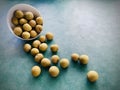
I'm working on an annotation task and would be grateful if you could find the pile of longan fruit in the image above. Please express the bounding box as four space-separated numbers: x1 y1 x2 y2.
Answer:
12 10 43 39
23 32 99 82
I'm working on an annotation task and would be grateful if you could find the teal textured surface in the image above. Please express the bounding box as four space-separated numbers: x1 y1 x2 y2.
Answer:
0 0 120 90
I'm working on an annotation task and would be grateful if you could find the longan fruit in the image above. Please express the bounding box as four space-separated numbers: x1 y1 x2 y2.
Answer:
60 58 70 68
32 40 41 48
71 53 79 62
14 10 24 18
12 17 18 25
29 20 36 27
13 26 22 36
23 43 31 52
23 23 32 31
22 31 30 39
25 11 34 20
79 55 89 64
51 55 60 64
50 44 59 53
35 53 44 63
31 66 41 77
39 35 46 43
39 43 48 52
30 30 37 38
35 25 43 33
49 66 60 77
19 18 27 25
46 32 54 40
87 70 99 82
36 16 43 25
41 58 51 67
31 48 39 56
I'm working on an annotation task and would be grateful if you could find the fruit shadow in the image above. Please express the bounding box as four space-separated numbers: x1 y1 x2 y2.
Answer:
70 59 88 72
85 78 99 89
46 40 53 44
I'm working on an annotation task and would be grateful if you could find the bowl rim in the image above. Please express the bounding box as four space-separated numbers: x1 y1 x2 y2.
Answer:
7 3 42 41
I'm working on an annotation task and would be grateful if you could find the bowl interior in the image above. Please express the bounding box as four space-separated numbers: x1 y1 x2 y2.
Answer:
7 4 41 40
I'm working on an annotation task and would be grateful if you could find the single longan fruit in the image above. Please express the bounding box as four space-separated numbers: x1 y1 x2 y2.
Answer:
51 55 60 64
87 71 99 82
31 66 41 77
31 48 39 56
50 44 59 53
39 35 46 43
41 58 51 67
71 53 79 62
79 55 89 64
22 31 30 39
14 10 24 18
35 53 44 63
32 40 41 48
13 27 22 36
19 18 27 25
39 43 48 52
30 30 37 38
49 66 60 77
35 25 43 33
12 17 18 25
23 43 31 52
36 17 43 25
29 20 36 27
46 32 54 40
23 23 32 31
25 11 34 20
60 58 70 68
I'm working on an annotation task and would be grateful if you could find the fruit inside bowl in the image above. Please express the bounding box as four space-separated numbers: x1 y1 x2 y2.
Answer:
7 4 43 40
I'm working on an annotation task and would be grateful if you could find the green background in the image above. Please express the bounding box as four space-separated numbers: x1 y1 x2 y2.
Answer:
0 0 120 90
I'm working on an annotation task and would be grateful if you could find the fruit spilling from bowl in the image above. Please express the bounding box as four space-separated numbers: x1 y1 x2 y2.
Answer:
11 10 43 40
7 4 99 82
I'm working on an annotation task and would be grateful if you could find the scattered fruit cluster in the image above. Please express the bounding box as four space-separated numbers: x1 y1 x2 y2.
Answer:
71 53 89 64
12 10 43 39
23 32 99 82
24 32 70 78
71 53 99 82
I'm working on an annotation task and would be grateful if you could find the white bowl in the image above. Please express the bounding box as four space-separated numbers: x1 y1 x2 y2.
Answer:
7 4 42 40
